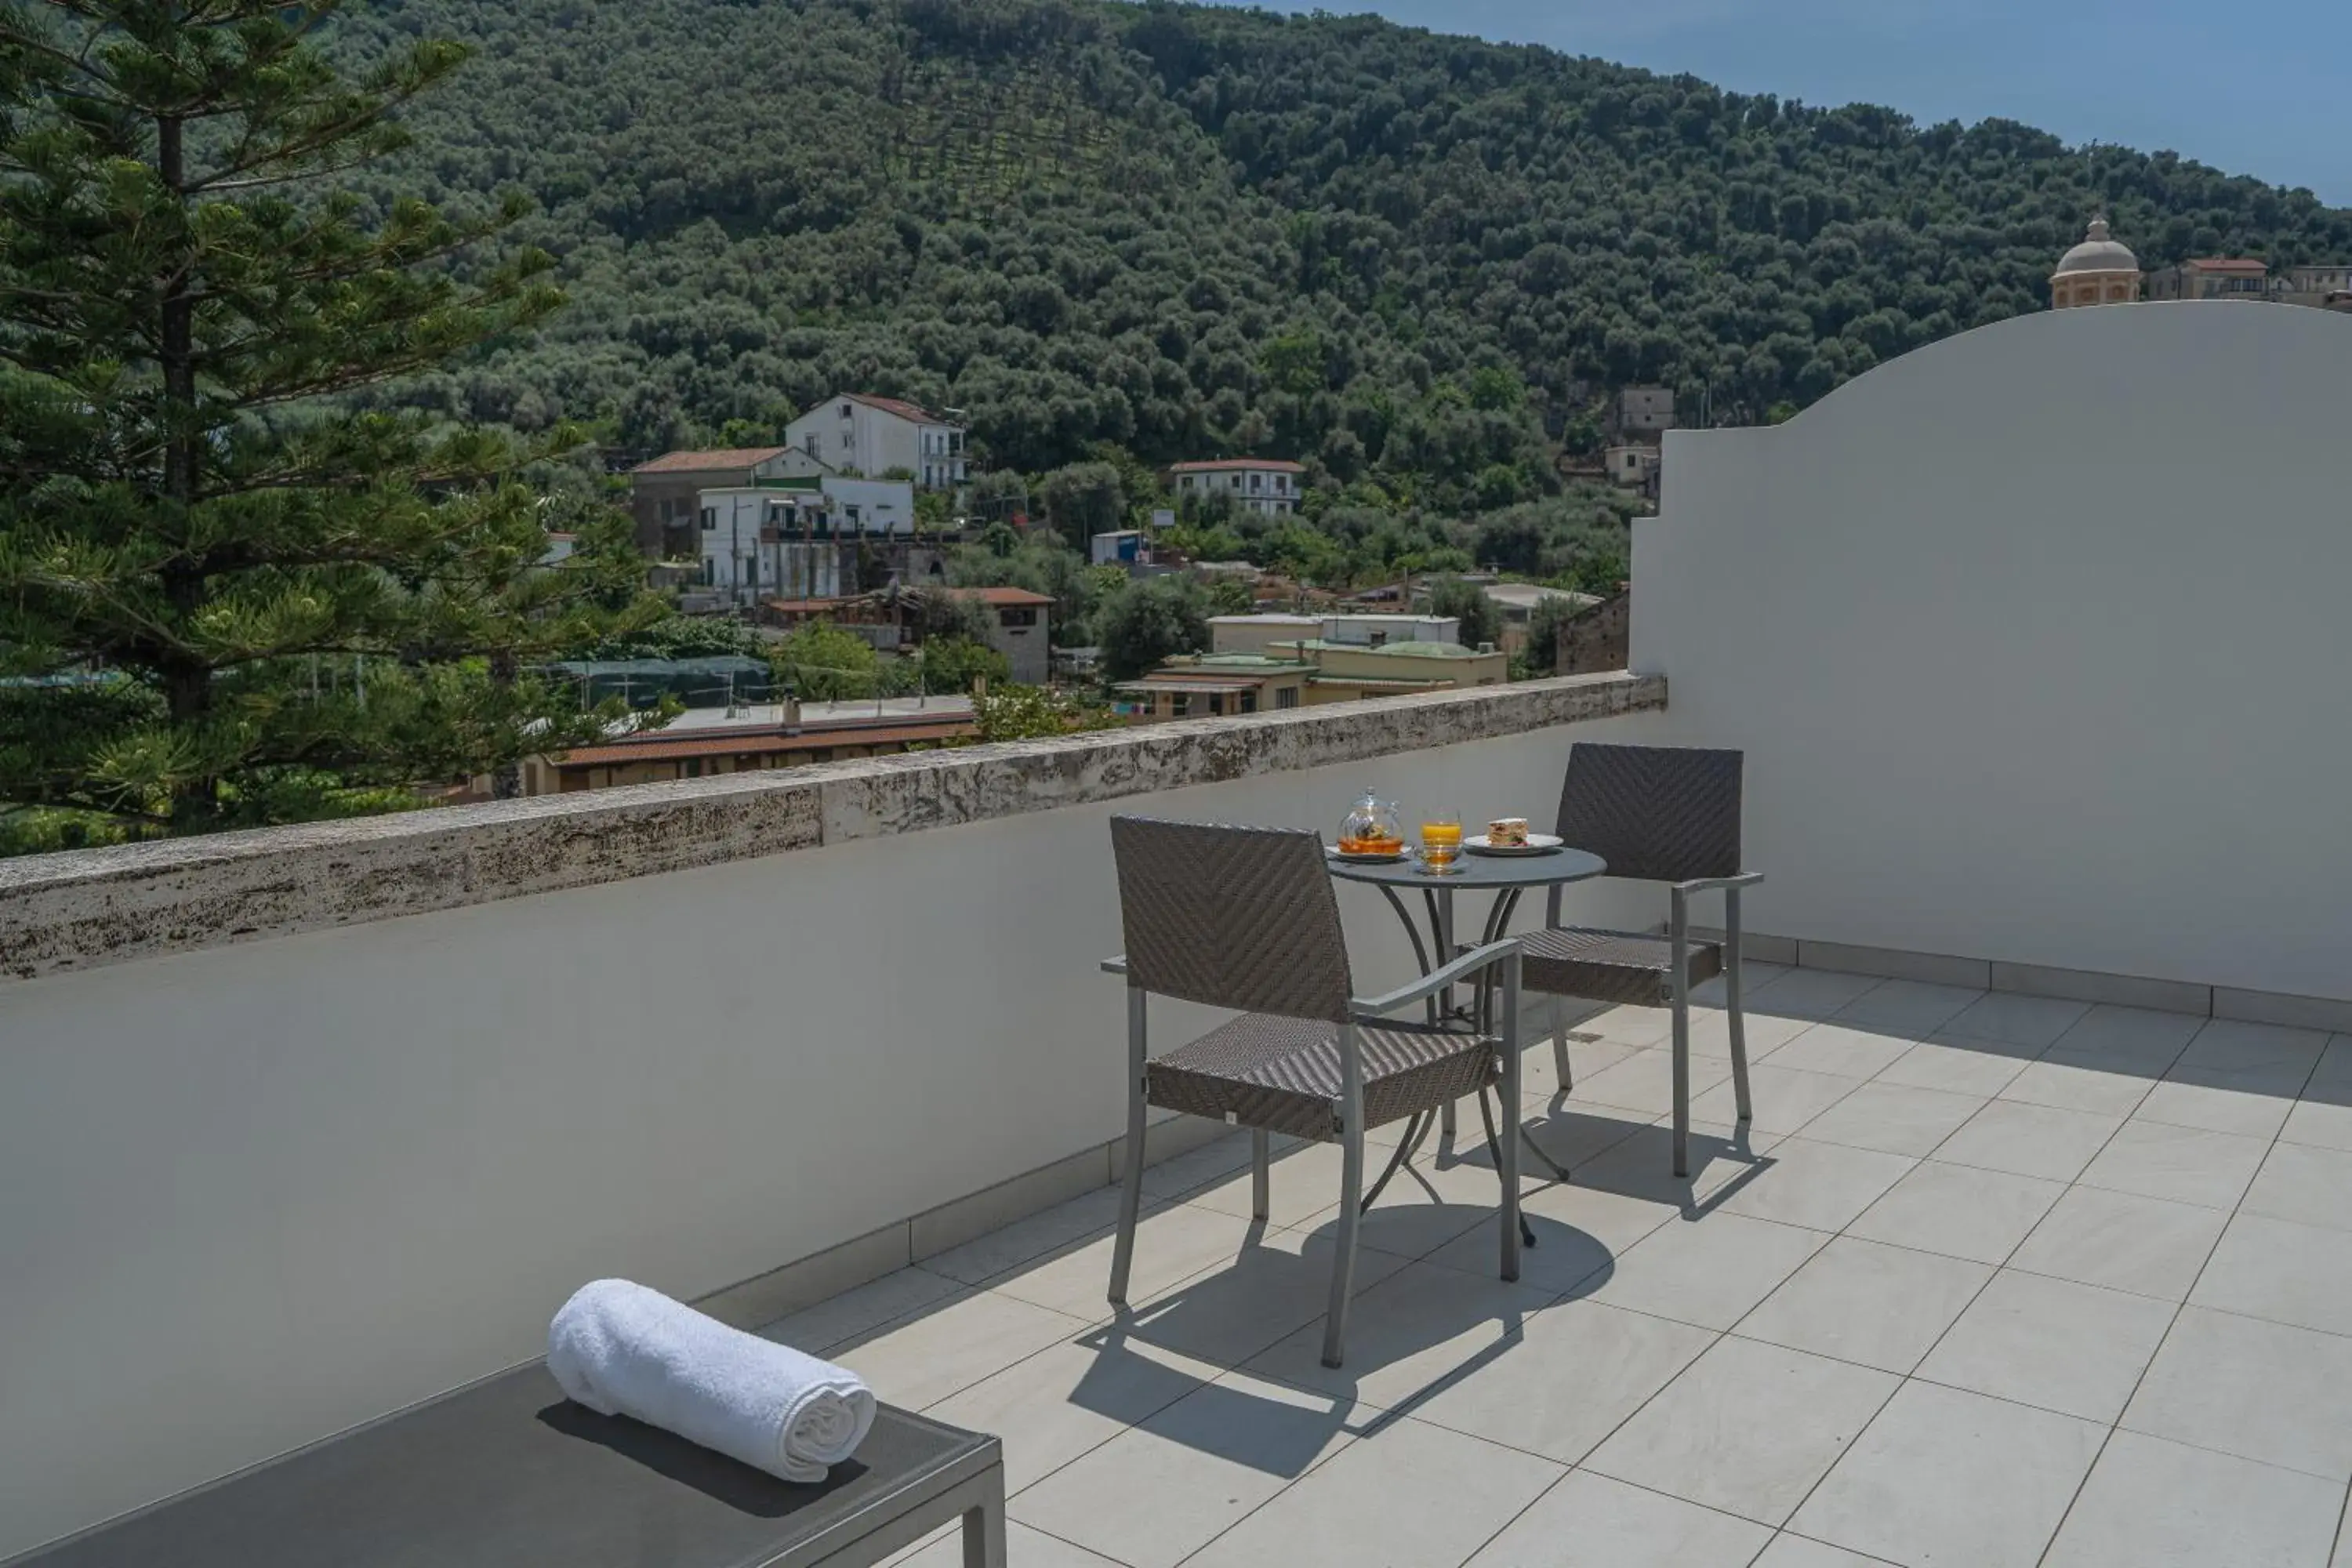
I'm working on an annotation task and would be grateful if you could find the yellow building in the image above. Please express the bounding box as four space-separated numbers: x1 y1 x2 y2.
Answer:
1272 638 1509 702
1113 655 1309 720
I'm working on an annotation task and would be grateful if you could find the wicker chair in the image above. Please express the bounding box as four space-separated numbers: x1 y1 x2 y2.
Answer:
1102 815 1523 1369
1525 745 1764 1178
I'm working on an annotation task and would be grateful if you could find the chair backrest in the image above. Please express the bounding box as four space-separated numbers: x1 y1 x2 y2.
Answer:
1555 743 1744 883
1109 816 1356 1022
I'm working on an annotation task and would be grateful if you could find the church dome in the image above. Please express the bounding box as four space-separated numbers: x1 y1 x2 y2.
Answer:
2055 216 2140 277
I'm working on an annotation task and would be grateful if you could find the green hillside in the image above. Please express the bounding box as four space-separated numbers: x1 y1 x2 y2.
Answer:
339 0 2352 510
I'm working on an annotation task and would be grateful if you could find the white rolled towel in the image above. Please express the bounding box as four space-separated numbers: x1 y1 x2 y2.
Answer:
548 1279 877 1483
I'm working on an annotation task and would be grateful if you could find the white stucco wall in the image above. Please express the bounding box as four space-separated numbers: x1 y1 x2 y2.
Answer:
0 706 1665 1556
1635 301 2352 999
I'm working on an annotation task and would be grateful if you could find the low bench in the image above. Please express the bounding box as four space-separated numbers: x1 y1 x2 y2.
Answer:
12 1363 1006 1568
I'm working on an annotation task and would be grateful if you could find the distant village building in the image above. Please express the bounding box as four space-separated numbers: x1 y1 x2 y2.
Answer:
629 445 829 557
1556 589 1632 676
2051 217 2143 308
1482 583 1601 655
522 697 975 796
784 394 967 489
1207 612 1457 655
1091 529 1150 568
1617 387 1676 434
695 477 919 605
1604 444 1662 498
1169 458 1306 517
1117 637 1504 720
945 586 1054 685
2147 258 2352 309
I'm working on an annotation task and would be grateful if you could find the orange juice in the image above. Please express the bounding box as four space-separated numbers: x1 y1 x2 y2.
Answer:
1420 817 1462 870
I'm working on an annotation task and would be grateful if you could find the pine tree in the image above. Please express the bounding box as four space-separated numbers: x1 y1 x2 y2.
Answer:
0 2 652 838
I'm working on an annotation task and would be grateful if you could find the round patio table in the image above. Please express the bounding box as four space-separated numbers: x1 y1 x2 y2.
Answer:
1326 843 1608 1195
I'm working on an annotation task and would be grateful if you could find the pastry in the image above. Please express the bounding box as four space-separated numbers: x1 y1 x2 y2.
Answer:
1487 818 1529 847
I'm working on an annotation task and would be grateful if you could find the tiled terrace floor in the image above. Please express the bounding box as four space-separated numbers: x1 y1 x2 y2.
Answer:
764 967 2352 1568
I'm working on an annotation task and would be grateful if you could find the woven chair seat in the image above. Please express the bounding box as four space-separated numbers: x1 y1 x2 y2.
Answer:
1519 925 1724 1007
1146 1014 1501 1142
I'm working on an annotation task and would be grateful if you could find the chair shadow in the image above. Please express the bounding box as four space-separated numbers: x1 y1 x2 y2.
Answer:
1062 1212 1563 1476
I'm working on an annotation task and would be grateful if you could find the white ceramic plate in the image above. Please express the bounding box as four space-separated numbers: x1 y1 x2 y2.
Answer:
1327 846 1409 863
1465 833 1564 856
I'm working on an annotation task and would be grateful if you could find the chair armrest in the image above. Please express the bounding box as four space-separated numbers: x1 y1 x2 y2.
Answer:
1675 872 1765 895
1100 955 1128 976
1351 938 1521 1018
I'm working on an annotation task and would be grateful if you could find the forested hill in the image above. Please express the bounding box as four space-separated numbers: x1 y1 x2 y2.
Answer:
341 0 2352 507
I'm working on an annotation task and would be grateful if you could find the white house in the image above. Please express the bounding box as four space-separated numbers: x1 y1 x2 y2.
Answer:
695 476 917 603
1169 458 1306 517
784 394 967 490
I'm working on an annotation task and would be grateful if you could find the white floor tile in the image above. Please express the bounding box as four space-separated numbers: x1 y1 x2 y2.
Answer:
1175 1138 1355 1228
1691 1063 1860 1134
1933 1099 2124 1183
1008 1371 1354 1568
1112 1224 1413 1367
1241 1260 1559 1414
1915 1269 2179 1423
2280 1096 2352 1153
2136 1080 2296 1139
1878 1037 2034 1097
1464 1469 1773 1568
762 1266 968 1355
2191 1212 2352 1338
2000 1053 2162 1117
1426 1177 1671 1298
2077 1119 2271 1211
1751 1537 1895 1567
1181 1414 1564 1568
1791 1380 2103 1568
1390 1298 1715 1465
1586 1211 1830 1330
2041 1429 2346 1568
2009 1185 2227 1301
925 1188 1145 1287
2045 1004 2207 1066
924 1338 1217 1496
1748 969 1886 1021
2124 1305 2352 1481
832 1289 1093 1412
1572 1047 1732 1118
1585 1336 1898 1526
1714 1138 1916 1232
1828 980 1986 1036
1845 1159 2067 1265
2175 1020 2332 1094
988 1201 1263 1323
896 1521 1124 1568
1794 1081 1986 1157
1759 1025 1915 1080
1734 1236 1992 1374
1291 1143 1517 1261
1941 992 2092 1050
2242 1140 2352 1234
1516 1102 1657 1172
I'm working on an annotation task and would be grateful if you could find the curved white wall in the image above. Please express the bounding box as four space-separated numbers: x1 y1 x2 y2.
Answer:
1637 301 2352 1000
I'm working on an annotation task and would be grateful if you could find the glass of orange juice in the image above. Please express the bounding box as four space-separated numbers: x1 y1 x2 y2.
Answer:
1419 811 1463 874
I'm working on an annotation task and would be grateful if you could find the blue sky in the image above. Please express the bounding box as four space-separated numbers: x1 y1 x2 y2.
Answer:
1254 1 2351 206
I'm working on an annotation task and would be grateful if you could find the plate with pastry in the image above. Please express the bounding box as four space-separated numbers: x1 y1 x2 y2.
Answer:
1466 818 1564 855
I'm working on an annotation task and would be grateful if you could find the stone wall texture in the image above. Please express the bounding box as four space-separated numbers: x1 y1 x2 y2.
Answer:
0 672 1664 983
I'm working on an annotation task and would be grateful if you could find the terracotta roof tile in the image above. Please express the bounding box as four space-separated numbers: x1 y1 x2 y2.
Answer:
630 446 791 474
1167 458 1308 474
947 586 1054 607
